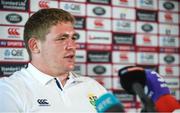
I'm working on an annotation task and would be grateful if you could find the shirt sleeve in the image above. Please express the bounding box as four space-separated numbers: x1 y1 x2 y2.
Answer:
88 77 108 97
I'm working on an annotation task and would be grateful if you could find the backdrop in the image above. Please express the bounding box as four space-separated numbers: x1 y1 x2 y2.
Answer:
0 0 179 111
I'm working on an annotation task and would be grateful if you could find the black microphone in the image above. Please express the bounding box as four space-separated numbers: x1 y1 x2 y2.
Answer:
95 92 124 113
118 66 156 112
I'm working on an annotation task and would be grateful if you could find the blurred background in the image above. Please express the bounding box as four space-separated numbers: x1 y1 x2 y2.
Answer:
0 0 179 112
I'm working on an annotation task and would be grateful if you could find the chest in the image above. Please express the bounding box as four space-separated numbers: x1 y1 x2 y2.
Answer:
24 82 98 112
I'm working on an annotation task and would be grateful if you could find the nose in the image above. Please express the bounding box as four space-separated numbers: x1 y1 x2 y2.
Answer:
64 38 77 50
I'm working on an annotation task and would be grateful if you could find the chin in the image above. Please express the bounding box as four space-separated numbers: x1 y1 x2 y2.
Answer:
67 64 75 71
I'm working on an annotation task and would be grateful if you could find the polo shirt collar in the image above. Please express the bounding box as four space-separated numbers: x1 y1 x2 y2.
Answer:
27 63 54 85
27 63 81 86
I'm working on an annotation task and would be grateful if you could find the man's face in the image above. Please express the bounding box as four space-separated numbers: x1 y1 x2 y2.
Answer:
39 22 77 75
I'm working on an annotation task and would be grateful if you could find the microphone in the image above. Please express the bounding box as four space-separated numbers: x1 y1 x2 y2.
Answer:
95 92 124 113
144 69 180 112
118 66 156 112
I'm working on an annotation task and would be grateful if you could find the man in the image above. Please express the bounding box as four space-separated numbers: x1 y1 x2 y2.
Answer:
0 8 107 113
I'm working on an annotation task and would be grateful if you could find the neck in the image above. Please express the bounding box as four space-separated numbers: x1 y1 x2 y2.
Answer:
57 72 69 86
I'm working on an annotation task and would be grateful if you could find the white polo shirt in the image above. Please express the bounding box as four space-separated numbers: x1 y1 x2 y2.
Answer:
0 63 107 113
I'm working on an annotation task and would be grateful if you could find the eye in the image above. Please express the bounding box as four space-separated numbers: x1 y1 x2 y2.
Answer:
56 36 66 41
56 34 68 41
72 33 79 40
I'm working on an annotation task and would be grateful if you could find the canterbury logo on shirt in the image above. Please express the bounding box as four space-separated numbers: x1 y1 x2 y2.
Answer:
37 99 50 106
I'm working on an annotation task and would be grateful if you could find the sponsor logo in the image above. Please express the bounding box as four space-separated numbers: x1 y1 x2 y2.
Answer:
38 1 49 8
75 55 84 59
113 91 134 101
166 79 179 88
0 63 27 76
73 64 86 75
88 93 97 107
162 36 176 47
8 28 20 36
93 7 106 16
120 53 128 61
140 0 153 6
140 53 155 63
4 49 23 57
64 3 80 11
94 19 104 27
75 50 86 62
143 36 151 44
164 13 172 21
164 55 175 64
136 10 157 21
74 17 85 29
88 35 109 41
141 24 153 32
0 0 28 11
93 65 106 74
120 12 126 19
114 20 134 32
165 67 173 74
6 13 22 23
1 48 29 61
163 1 174 10
74 65 81 71
87 51 111 62
37 99 50 106
61 2 85 16
120 0 128 3
87 18 111 31
88 0 110 4
0 40 24 47
0 40 7 47
113 33 135 45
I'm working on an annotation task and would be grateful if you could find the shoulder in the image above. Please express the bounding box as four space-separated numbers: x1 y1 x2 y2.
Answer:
72 72 99 83
71 72 107 93
0 68 31 95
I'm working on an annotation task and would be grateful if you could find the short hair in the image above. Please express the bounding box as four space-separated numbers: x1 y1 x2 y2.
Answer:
23 8 75 61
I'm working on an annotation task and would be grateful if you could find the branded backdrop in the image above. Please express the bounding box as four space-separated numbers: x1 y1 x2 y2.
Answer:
0 0 179 111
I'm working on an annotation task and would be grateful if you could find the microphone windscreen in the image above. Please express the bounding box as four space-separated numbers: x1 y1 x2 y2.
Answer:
118 66 146 94
95 93 124 113
155 94 180 112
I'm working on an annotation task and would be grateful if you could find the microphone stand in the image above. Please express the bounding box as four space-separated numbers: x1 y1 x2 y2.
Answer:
132 83 156 112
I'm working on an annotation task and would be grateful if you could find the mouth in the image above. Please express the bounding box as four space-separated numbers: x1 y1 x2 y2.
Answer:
64 53 75 61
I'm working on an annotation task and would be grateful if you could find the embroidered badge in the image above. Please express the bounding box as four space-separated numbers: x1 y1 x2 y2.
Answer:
88 93 97 107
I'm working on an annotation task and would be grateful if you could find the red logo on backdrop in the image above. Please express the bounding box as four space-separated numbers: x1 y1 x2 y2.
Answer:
8 28 20 36
164 13 172 21
120 0 128 3
39 1 49 9
94 19 104 27
165 67 173 74
143 36 151 44
120 53 128 60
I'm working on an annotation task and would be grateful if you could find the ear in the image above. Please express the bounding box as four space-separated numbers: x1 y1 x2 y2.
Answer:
28 38 40 53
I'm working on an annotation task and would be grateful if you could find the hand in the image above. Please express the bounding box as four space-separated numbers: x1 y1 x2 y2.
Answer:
145 69 170 102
